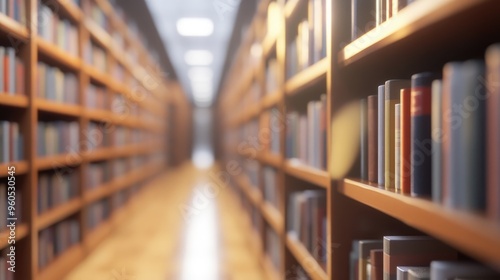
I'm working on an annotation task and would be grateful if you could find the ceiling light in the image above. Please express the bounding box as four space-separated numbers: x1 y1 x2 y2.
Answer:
185 50 213 66
177 18 214 37
188 67 213 82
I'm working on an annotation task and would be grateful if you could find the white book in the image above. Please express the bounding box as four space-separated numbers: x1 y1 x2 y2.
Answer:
377 85 385 185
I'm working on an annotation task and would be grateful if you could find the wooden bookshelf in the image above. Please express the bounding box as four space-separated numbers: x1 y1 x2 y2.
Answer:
341 179 500 268
259 152 283 168
261 201 283 234
284 160 330 189
286 233 328 280
0 0 189 278
285 58 328 96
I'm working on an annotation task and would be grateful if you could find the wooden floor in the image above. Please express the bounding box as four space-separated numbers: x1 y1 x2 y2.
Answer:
65 163 266 280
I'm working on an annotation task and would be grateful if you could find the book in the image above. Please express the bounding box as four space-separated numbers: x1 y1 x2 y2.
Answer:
486 44 500 220
442 61 486 211
431 80 443 202
430 261 500 279
37 170 79 213
38 2 78 55
397 266 427 280
360 98 368 180
351 0 376 41
368 95 378 182
0 0 24 24
400 88 411 194
378 85 386 185
350 240 359 280
407 267 430 280
87 161 112 190
411 72 439 197
37 121 79 157
395 104 401 192
383 236 457 280
37 62 78 103
371 249 384 280
385 80 410 191
0 121 23 163
87 198 111 230
358 240 383 280
376 0 386 25
263 166 278 208
38 218 80 269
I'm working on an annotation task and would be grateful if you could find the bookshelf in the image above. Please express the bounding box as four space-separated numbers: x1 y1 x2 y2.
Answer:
0 0 189 279
219 0 500 279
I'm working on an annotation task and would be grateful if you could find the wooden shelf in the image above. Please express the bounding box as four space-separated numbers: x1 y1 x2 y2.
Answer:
284 159 330 189
262 33 277 57
84 63 112 87
37 37 82 70
84 108 112 122
55 0 83 22
262 254 281 280
286 233 328 280
85 147 116 162
0 94 28 108
36 153 81 170
339 0 495 66
259 152 283 168
261 201 284 234
85 18 112 49
38 244 84 280
37 198 82 230
261 90 282 109
284 0 306 20
36 99 82 117
0 223 28 249
285 58 328 96
0 161 28 177
236 174 262 207
0 13 28 40
341 179 500 268
84 183 114 205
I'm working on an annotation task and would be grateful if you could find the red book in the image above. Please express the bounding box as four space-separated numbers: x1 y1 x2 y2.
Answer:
400 88 411 194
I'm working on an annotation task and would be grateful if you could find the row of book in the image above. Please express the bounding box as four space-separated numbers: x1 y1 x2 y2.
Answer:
38 3 79 55
112 189 129 210
38 218 80 269
0 0 26 25
0 249 14 280
87 198 111 230
260 108 281 155
0 121 23 163
351 0 418 41
86 83 107 109
113 157 129 177
350 236 499 280
87 121 110 151
359 44 500 216
0 184 22 228
0 46 25 95
287 190 327 265
38 170 78 214
87 1 109 32
266 227 281 271
37 62 78 103
84 41 107 72
286 94 327 170
87 161 112 190
286 0 327 78
266 58 280 94
245 159 259 188
37 121 79 157
263 166 279 208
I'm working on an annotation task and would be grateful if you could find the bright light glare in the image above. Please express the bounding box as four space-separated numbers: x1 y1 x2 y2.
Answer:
185 50 213 66
177 18 214 37
189 67 213 82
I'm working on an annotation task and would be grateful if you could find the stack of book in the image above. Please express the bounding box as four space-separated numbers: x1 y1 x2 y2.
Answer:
263 166 278 208
287 0 326 78
0 184 22 227
37 121 79 157
266 227 281 270
37 62 78 104
358 43 500 216
350 0 419 41
266 58 280 94
288 190 327 266
85 41 107 72
0 121 23 163
38 218 80 269
0 0 26 25
37 170 78 213
87 198 111 230
0 46 25 95
87 161 111 190
350 236 500 280
38 3 78 55
286 94 327 170
86 83 107 109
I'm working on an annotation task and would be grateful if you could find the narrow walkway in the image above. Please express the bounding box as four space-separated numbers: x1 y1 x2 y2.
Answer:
65 163 266 280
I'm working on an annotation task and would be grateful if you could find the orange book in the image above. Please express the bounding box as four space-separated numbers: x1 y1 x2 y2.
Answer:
400 88 411 194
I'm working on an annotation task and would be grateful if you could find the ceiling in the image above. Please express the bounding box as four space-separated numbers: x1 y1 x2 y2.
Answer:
145 0 242 107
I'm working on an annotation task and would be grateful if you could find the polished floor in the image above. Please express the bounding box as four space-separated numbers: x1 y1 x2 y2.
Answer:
65 163 266 280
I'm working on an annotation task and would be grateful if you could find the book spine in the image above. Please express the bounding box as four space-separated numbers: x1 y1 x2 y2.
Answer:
360 98 368 180
351 0 358 40
400 88 412 194
378 85 385 185
395 104 401 192
411 73 438 197
487 44 500 220
368 95 378 182
431 80 443 202
7 48 14 94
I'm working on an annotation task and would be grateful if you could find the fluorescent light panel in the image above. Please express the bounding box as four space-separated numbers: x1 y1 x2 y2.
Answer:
177 17 214 37
185 50 213 66
188 67 213 82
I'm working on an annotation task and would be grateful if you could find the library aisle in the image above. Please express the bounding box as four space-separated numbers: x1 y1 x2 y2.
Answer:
64 163 265 280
